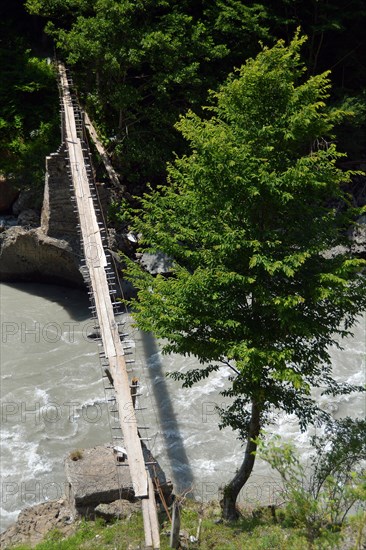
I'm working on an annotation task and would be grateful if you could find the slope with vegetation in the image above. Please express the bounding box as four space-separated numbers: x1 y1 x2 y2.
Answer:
24 0 366 193
1 1 365 546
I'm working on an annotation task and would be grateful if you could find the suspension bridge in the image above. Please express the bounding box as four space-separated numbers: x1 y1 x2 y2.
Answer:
57 62 161 549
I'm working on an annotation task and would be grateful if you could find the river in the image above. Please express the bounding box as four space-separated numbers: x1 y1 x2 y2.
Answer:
0 282 365 532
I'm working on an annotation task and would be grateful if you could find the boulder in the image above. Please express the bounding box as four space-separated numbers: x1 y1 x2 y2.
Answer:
64 445 136 518
0 177 19 213
0 226 84 286
17 209 40 228
0 499 75 549
94 500 140 522
108 227 134 255
12 188 40 216
64 444 173 518
138 251 173 275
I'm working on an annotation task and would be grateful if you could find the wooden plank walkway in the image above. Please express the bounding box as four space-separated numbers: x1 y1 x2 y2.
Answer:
58 63 160 549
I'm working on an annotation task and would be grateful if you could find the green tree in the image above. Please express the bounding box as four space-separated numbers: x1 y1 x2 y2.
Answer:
25 0 271 190
25 0 366 191
261 0 366 90
0 4 59 189
124 34 366 520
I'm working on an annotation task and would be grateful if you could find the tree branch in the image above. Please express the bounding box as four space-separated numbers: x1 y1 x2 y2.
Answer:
221 359 240 376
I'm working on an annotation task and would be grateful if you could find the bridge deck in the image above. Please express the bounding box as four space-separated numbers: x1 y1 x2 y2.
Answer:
58 63 159 548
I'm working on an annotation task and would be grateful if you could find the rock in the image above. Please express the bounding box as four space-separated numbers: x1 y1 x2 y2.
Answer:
0 226 84 286
17 209 40 228
0 149 84 286
65 445 137 518
108 227 134 255
0 177 19 213
94 500 140 521
180 529 190 540
0 441 172 547
0 499 75 549
139 251 173 275
0 145 84 286
12 188 40 216
64 444 173 518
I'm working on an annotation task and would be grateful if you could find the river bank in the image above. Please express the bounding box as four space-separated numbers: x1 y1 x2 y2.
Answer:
1 282 365 535
1 497 364 550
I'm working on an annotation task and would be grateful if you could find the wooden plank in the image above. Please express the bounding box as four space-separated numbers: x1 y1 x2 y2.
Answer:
111 354 148 497
170 501 181 549
84 112 122 189
93 268 117 359
141 475 161 549
58 62 158 534
142 498 153 549
147 474 161 549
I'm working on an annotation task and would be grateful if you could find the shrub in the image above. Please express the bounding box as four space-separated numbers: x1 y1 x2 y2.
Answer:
256 418 366 544
69 449 83 461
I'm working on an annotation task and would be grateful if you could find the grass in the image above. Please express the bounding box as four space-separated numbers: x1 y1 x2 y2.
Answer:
69 449 83 461
8 500 364 550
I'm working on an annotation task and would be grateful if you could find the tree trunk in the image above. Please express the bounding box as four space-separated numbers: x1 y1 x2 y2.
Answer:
221 400 261 520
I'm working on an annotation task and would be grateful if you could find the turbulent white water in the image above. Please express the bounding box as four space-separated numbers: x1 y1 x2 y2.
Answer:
0 282 365 532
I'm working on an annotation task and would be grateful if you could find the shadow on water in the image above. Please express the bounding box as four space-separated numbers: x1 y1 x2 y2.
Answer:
140 330 195 493
0 282 90 321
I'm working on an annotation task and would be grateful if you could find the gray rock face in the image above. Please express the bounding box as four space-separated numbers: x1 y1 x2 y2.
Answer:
0 499 75 549
0 177 18 213
65 445 136 517
94 500 140 521
12 188 40 216
0 226 84 286
64 444 173 518
17 209 40 228
0 146 85 286
139 251 173 275
0 144 130 289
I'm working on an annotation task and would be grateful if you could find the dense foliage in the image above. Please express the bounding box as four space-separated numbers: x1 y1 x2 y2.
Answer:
124 34 366 518
0 1 59 189
1 1 364 191
2 1 365 190
0 48 59 188
25 0 366 191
